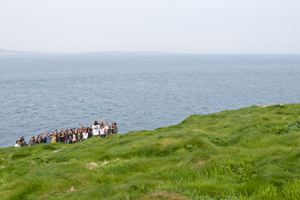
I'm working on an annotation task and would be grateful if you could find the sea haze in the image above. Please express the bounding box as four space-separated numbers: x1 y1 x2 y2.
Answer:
0 53 300 148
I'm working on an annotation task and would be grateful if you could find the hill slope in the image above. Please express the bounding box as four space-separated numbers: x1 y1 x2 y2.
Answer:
1 104 300 199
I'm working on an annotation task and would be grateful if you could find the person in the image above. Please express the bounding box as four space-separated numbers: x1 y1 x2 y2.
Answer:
105 120 109 135
36 137 41 144
46 133 51 143
41 134 46 143
57 132 62 142
92 121 100 136
82 129 88 140
59 130 65 143
55 129 59 142
87 127 92 138
107 125 112 135
113 123 118 134
28 137 35 146
15 140 20 147
71 131 77 144
99 125 106 138
77 128 83 142
64 130 69 144
68 130 73 144
35 135 41 144
111 123 115 134
20 136 26 144
51 132 56 143
20 136 27 146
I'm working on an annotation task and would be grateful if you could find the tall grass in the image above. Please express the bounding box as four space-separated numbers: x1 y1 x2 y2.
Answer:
1 103 300 199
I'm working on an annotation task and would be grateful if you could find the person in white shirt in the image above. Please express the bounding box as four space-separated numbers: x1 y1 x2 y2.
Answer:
99 125 106 138
15 140 20 147
82 129 88 140
92 121 100 136
104 120 109 134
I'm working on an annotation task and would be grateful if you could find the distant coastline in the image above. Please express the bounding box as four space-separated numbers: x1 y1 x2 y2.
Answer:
0 49 173 55
0 49 40 54
1 49 299 56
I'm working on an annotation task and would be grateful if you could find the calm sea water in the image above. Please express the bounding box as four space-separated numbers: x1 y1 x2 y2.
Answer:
0 53 300 148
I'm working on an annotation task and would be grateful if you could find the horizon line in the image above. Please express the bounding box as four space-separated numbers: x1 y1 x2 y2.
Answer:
0 49 299 55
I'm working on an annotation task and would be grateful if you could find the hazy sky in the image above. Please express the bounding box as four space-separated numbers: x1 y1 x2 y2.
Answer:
1 0 300 54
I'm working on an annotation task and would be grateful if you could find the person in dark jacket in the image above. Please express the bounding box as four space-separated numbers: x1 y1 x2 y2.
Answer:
20 136 27 146
87 127 92 138
113 123 118 134
28 137 35 146
35 135 41 144
59 130 65 143
40 134 46 143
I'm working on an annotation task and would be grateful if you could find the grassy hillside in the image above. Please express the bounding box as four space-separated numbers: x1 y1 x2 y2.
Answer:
1 104 300 200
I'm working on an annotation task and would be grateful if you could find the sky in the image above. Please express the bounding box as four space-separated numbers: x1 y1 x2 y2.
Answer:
0 0 300 54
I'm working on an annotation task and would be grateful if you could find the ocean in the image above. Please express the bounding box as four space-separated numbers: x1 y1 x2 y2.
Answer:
0 53 299 148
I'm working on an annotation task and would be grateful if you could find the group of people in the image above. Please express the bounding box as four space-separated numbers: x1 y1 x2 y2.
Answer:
15 120 118 147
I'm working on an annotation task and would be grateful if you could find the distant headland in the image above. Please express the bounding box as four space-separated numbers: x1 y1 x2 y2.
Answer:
0 49 173 55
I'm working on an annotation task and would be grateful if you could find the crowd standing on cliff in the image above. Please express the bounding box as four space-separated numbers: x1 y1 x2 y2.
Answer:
15 120 118 147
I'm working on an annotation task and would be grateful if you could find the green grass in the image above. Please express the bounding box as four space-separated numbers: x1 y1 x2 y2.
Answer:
1 103 300 199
